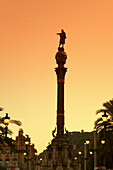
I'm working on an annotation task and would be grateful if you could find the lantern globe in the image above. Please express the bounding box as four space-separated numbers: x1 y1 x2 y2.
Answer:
4 113 10 125
102 111 108 122
86 138 90 145
25 140 29 145
78 151 82 155
102 115 108 122
89 151 93 155
101 139 105 145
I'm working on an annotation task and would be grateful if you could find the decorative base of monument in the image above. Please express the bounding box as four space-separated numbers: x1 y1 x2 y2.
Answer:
40 134 79 170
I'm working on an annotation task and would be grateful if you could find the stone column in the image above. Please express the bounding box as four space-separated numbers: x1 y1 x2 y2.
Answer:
84 144 87 170
55 47 67 136
94 130 97 168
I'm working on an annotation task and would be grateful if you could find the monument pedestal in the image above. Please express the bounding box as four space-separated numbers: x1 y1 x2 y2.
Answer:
41 134 78 170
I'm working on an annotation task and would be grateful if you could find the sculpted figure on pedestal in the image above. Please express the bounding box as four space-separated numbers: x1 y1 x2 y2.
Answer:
57 29 66 48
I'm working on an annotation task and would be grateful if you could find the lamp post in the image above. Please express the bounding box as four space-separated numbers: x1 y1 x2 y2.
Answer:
24 149 38 170
84 138 90 170
102 110 108 123
40 158 42 164
78 151 82 170
4 113 10 138
74 156 77 165
84 143 87 170
101 111 108 168
94 129 97 169
30 149 38 170
101 138 105 145
101 138 105 166
86 138 90 159
35 150 38 156
25 135 30 170
34 150 38 170
85 138 90 145
102 110 108 141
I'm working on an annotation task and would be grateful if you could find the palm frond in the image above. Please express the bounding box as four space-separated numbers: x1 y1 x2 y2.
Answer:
0 117 4 124
10 120 22 126
0 126 4 133
106 125 113 131
2 128 12 135
96 109 106 114
96 122 105 128
94 120 112 132
94 117 103 125
0 107 3 111
110 117 113 122
95 99 113 133
7 129 12 135
103 99 113 116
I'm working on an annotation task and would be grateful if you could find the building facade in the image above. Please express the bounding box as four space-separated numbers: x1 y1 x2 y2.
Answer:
0 129 38 170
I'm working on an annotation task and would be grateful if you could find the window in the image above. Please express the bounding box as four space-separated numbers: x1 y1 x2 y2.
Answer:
13 158 17 167
6 148 10 153
5 159 10 166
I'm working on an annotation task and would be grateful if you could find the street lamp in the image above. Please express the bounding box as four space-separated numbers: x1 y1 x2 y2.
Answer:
4 113 10 125
78 151 82 170
86 138 90 145
35 150 38 156
4 113 10 138
39 158 43 168
24 152 27 156
25 137 30 145
34 149 38 168
89 151 93 155
101 138 105 145
40 158 42 162
102 110 108 123
78 151 82 155
101 138 105 166
84 143 87 170
25 135 30 170
85 138 90 158
74 157 77 165
24 148 38 169
102 110 108 125
102 110 108 143
94 129 97 169
74 157 77 160
84 138 90 170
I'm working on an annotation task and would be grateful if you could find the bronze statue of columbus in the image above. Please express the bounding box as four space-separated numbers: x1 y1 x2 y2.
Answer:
57 29 66 48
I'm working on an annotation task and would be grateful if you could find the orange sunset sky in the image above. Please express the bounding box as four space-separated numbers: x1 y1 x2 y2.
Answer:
0 0 113 153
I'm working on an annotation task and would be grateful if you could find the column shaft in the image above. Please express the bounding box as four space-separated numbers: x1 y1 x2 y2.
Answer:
55 67 67 136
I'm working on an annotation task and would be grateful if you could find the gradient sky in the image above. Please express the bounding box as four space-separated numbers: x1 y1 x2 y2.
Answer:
0 0 113 153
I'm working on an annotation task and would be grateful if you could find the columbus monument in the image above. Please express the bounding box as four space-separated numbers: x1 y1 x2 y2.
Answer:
41 30 79 170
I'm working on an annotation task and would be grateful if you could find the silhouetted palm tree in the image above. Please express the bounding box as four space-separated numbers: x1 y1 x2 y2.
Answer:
94 99 113 169
95 99 113 132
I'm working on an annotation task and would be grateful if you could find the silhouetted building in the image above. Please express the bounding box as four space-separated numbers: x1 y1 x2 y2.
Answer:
0 129 38 170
